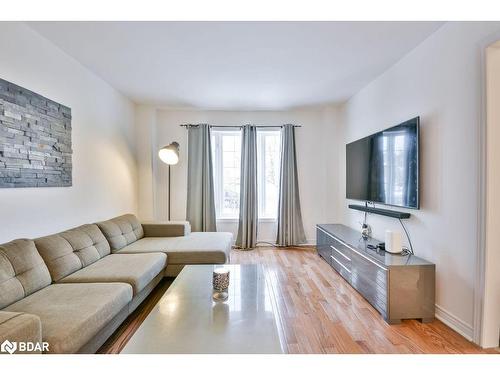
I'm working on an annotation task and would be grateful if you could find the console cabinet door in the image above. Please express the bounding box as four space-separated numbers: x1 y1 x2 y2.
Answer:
316 228 332 264
350 250 388 319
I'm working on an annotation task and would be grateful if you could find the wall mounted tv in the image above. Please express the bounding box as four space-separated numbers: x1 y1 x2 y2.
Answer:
346 117 420 209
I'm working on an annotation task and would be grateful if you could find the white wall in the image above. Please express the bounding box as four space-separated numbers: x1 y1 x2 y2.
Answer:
135 105 157 221
337 22 500 341
143 107 342 243
0 22 138 242
482 43 500 348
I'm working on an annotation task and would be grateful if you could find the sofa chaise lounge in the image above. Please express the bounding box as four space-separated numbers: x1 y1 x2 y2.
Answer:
0 214 232 354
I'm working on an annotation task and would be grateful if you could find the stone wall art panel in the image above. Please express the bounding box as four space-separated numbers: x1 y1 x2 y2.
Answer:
0 78 72 188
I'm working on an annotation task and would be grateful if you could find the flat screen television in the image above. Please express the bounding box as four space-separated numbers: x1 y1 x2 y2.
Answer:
346 117 420 209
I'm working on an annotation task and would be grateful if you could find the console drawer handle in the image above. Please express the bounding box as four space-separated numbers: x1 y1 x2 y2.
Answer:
330 255 352 274
330 245 351 261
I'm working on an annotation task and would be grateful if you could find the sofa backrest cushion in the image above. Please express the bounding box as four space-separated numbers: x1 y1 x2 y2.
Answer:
0 239 52 309
34 224 110 282
96 214 144 251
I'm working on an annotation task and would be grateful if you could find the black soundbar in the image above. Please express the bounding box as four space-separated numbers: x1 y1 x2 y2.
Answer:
348 204 411 219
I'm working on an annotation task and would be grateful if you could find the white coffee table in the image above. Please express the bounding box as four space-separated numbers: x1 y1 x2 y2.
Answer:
121 264 286 354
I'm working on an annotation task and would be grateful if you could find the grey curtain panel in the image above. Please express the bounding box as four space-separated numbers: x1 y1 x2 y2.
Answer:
186 124 217 232
236 125 258 249
276 124 306 246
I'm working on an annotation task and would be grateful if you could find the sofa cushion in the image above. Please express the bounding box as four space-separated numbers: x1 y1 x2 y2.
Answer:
0 311 42 353
97 214 144 251
0 239 52 309
34 224 111 282
115 232 233 264
3 283 132 354
58 253 167 295
142 221 191 237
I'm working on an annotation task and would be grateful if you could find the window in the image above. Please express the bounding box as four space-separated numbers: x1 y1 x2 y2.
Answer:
257 130 281 219
211 128 281 220
211 130 241 219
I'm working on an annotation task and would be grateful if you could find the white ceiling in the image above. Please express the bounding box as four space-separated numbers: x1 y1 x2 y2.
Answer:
28 21 443 110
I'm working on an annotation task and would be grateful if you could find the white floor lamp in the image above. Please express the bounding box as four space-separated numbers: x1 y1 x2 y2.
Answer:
158 142 180 221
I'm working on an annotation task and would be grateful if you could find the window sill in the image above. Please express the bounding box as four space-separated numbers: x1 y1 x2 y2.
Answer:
217 218 238 222
259 218 278 223
216 218 277 223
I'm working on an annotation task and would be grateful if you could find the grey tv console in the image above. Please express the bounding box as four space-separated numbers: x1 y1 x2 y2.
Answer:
316 224 435 324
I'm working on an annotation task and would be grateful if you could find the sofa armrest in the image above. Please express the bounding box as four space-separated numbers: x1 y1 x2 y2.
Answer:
0 311 42 354
141 221 191 237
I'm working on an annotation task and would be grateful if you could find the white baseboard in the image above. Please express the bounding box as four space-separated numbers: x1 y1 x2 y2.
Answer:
435 304 474 341
254 239 316 246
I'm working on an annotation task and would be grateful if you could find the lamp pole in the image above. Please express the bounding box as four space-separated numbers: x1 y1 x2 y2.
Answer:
168 164 171 221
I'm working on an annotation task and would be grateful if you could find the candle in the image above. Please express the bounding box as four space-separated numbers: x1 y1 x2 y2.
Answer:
213 268 230 292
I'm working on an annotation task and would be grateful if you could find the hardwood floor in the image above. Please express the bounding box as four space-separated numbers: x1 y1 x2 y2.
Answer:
231 247 497 354
99 246 498 354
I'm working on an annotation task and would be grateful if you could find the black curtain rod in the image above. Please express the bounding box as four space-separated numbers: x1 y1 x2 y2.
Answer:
180 124 301 128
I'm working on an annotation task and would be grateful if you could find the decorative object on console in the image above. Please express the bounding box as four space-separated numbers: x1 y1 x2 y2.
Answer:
360 202 372 239
158 141 180 221
361 223 371 239
0 78 72 188
213 267 230 301
385 230 402 254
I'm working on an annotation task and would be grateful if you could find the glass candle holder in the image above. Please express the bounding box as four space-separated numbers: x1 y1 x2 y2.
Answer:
212 268 230 301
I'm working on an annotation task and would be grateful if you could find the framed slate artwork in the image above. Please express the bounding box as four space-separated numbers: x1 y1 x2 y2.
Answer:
0 78 72 188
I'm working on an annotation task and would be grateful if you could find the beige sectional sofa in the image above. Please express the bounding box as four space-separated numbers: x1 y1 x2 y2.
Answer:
97 215 233 276
0 214 232 354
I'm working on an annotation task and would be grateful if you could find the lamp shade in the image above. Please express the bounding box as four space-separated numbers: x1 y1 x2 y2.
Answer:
158 142 180 165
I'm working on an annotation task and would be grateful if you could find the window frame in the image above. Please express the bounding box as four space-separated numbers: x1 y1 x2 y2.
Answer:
210 127 282 222
256 128 282 220
211 128 242 220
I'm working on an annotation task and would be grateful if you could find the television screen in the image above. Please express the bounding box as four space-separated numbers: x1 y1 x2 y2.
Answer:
346 117 419 209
